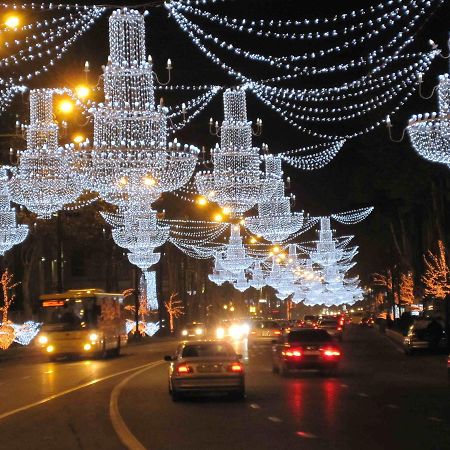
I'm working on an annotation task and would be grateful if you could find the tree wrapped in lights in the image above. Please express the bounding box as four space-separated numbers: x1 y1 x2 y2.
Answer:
0 268 19 350
165 292 184 334
80 8 199 211
0 167 28 255
422 240 450 299
195 87 275 216
400 272 415 305
8 89 82 218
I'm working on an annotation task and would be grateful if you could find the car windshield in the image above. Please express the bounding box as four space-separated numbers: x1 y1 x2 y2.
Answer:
182 342 236 358
288 330 332 343
39 298 98 331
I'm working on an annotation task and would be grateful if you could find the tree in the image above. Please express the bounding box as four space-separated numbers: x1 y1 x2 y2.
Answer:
400 272 414 305
372 270 398 304
421 240 450 299
0 268 20 350
164 292 184 333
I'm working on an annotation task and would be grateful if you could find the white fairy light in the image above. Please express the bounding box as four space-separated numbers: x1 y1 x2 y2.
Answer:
0 167 28 255
8 89 82 219
195 88 275 216
10 321 41 345
245 155 306 242
79 8 199 210
407 72 450 166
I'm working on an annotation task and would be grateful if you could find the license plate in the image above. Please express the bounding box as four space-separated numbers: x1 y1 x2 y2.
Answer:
197 365 221 373
303 351 320 356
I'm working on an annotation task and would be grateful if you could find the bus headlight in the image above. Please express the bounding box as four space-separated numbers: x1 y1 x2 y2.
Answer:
38 335 48 345
181 330 188 336
46 345 54 353
84 343 92 351
195 328 203 335
89 333 99 342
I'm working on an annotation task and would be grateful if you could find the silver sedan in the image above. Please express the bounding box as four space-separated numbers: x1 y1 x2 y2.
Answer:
164 340 245 401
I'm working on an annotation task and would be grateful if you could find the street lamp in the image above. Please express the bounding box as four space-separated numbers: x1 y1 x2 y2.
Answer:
58 99 74 114
4 15 20 28
74 85 90 100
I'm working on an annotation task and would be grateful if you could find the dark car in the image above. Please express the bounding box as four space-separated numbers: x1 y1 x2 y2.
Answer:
272 328 342 376
404 317 447 354
360 316 374 327
317 317 343 341
302 315 319 328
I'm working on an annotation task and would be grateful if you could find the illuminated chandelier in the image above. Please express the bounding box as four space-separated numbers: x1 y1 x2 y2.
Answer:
208 259 231 286
233 270 250 292
407 71 450 167
8 89 82 219
245 155 306 242
195 87 275 216
215 224 254 275
247 261 266 290
0 167 28 255
81 8 199 209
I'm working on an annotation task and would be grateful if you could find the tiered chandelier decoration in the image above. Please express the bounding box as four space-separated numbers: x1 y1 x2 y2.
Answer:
0 167 28 256
245 155 306 243
407 69 450 167
8 89 82 219
195 87 276 216
81 8 199 211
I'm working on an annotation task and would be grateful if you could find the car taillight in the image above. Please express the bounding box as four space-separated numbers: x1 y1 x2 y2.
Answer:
282 347 303 358
176 364 193 374
228 363 244 373
337 326 342 331
321 347 341 358
273 330 281 335
250 330 256 335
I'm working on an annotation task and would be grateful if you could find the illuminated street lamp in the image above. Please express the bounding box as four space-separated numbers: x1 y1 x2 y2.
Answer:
74 85 90 100
58 99 74 114
4 15 20 28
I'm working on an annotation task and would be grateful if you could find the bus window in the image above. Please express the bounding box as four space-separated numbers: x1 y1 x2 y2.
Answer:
40 298 97 330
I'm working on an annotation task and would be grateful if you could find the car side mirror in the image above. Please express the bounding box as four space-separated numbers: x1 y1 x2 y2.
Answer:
164 355 173 362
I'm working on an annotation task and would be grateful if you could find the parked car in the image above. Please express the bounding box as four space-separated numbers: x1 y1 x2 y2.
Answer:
249 320 282 344
164 340 245 401
272 328 342 376
404 317 447 355
317 317 343 341
360 316 375 327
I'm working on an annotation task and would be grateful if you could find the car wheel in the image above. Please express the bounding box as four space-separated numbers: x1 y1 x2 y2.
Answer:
280 363 290 377
171 390 183 402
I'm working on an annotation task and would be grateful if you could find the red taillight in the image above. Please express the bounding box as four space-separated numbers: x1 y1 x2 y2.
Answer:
321 347 341 358
282 347 303 358
274 330 281 335
337 326 342 331
228 363 244 373
177 364 193 374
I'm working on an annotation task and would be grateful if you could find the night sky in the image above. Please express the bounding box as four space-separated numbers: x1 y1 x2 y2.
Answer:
2 0 450 285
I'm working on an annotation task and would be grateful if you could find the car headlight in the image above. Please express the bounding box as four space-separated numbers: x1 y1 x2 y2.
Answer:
241 323 250 335
195 328 203 335
38 335 48 345
181 330 188 336
229 325 242 339
216 327 225 339
89 333 98 342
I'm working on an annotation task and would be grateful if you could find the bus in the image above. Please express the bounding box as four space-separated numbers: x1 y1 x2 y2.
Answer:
36 289 128 360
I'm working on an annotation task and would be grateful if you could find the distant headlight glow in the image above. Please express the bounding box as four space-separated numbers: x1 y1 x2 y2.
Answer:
89 333 98 342
181 330 188 336
38 335 48 345
195 328 203 335
216 327 225 339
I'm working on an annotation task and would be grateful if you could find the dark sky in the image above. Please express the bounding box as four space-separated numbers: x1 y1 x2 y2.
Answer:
3 0 450 284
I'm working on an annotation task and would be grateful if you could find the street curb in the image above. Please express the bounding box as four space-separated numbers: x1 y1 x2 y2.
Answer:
383 329 406 353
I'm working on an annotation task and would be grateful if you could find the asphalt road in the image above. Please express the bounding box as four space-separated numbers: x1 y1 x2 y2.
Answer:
0 326 449 450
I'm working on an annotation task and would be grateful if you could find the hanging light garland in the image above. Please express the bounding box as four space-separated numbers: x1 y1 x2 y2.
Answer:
79 8 199 211
8 89 83 219
0 167 28 256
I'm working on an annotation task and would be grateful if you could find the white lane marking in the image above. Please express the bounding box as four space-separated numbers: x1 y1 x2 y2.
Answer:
0 360 162 421
110 361 163 450
428 417 444 422
268 416 282 423
357 392 369 397
296 431 317 439
249 403 261 409
386 404 400 409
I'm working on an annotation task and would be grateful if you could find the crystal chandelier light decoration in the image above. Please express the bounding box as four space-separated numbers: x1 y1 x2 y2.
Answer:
8 89 82 219
0 167 28 255
195 87 275 216
82 8 199 210
245 155 306 242
407 70 450 167
215 225 254 275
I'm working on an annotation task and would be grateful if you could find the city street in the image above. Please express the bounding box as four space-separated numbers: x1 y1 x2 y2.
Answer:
0 326 448 450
